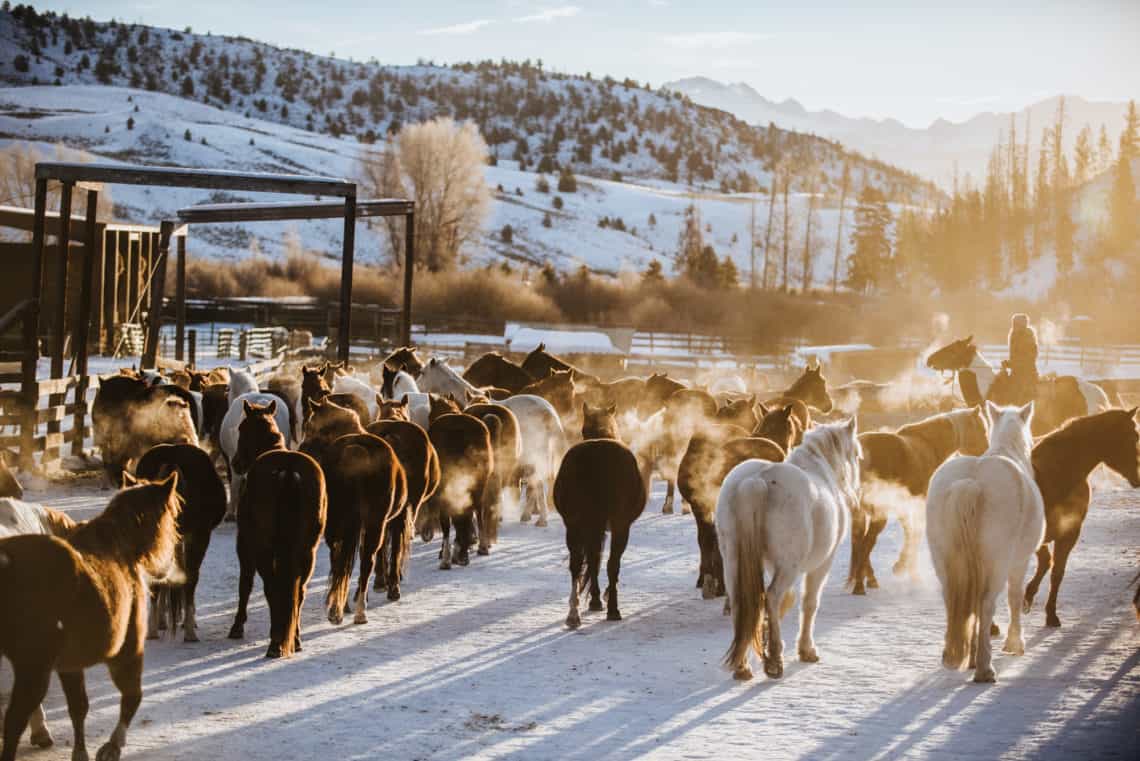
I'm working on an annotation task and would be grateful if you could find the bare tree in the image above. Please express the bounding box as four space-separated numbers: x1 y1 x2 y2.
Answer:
780 165 793 292
761 164 779 289
831 161 851 293
0 143 114 240
360 117 491 271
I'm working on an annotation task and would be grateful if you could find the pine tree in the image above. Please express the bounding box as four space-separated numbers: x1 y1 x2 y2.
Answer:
1073 125 1093 185
1109 150 1138 253
831 162 851 293
1121 100 1140 162
642 259 664 285
1097 123 1115 173
845 185 894 294
1032 129 1051 261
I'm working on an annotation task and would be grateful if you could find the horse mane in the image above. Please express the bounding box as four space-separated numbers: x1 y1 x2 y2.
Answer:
897 409 959 454
789 422 861 507
68 476 182 578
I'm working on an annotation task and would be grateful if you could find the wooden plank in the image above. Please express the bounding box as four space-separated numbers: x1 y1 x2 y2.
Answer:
36 162 356 197
177 198 411 224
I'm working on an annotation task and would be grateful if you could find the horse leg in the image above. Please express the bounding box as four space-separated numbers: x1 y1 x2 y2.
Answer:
864 515 888 589
353 520 384 624
227 534 255 639
565 528 585 629
662 479 675 514
225 472 243 522
27 703 53 750
763 571 792 678
96 654 143 761
535 477 550 528
1002 560 1029 656
972 585 998 683
293 577 307 653
1 660 53 761
586 527 605 612
1045 529 1081 628
146 588 162 640
384 511 408 601
57 671 88 760
1022 544 1052 613
893 513 915 577
697 517 722 599
438 513 453 570
605 526 632 621
847 504 868 593
181 536 207 643
798 565 829 663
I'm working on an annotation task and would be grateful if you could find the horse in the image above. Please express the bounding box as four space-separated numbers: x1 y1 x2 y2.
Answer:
554 403 649 628
637 373 687 418
498 394 566 527
716 396 760 431
227 401 326 656
301 399 409 623
1023 408 1140 627
300 365 331 420
92 375 199 487
680 406 798 601
0 474 181 761
519 369 577 428
847 406 991 595
0 453 21 500
463 402 522 524
424 413 494 568
383 346 426 377
380 364 420 401
521 342 600 385
418 357 482 401
0 496 75 752
763 363 834 432
717 419 861 680
226 365 259 404
365 418 442 598
463 352 534 394
926 336 1111 434
376 396 412 421
220 392 293 519
654 388 719 515
133 444 226 643
582 376 647 418
200 382 230 454
926 401 1045 683
332 372 380 420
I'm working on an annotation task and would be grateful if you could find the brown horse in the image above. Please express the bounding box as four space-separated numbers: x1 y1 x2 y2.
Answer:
423 412 495 568
376 396 412 421
0 452 21 499
134 443 226 643
300 364 331 416
463 352 534 394
655 388 719 515
847 406 990 595
764 364 834 432
679 405 798 600
581 376 646 417
1024 408 1140 627
521 343 600 385
463 402 521 524
717 396 760 431
384 346 426 376
365 418 441 598
519 369 577 426
0 474 181 761
228 401 326 657
554 403 649 628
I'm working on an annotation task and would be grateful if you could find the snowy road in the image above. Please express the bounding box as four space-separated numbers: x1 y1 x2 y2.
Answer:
6 475 1139 760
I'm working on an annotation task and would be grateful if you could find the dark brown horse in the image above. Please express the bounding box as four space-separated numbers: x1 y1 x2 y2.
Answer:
463 352 534 393
463 402 521 525
1024 408 1140 627
764 364 834 432
847 406 990 595
520 369 577 427
582 376 646 417
134 443 226 642
679 404 798 600
365 418 441 598
424 413 494 568
0 474 181 761
300 364 331 416
384 346 426 376
554 403 649 628
636 373 687 418
227 400 326 657
521 342 600 385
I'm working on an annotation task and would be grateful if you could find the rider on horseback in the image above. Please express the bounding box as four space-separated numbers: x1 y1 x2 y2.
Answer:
1004 313 1039 405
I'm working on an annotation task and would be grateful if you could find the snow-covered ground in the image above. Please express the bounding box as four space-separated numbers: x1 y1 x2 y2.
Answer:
5 474 1138 760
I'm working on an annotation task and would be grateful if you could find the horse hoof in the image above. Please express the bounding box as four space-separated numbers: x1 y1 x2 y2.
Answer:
1002 639 1025 656
265 645 283 659
681 505 691 515
732 666 753 681
566 611 581 629
701 575 718 600
1045 614 1061 628
852 584 866 596
606 609 622 622
223 512 236 523
866 576 879 589
764 660 784 679
227 625 244 639
972 667 996 684
535 518 548 528
184 631 200 643
439 560 451 570
662 505 673 515
328 610 344 625
387 587 401 602
799 647 819 663
477 546 490 556
588 598 604 612
520 512 531 523
146 630 160 641
456 554 470 567
353 612 368 625
95 743 122 761
30 727 54 748
420 528 434 542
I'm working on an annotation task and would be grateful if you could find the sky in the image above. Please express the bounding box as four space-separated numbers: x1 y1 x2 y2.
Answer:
31 0 1140 127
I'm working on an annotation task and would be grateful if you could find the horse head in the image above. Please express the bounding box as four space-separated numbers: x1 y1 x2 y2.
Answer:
1102 407 1140 488
753 403 798 453
376 396 411 422
926 335 977 373
789 365 833 413
234 399 283 474
581 401 620 441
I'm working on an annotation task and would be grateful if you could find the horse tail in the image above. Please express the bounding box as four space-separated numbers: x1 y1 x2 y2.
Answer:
723 475 768 675
325 444 368 623
941 479 983 669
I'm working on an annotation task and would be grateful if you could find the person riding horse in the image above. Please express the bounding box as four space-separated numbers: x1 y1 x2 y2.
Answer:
1001 313 1039 405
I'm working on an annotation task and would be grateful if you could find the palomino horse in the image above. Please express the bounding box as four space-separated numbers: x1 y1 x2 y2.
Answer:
925 336 1111 435
847 406 990 594
0 474 181 761
926 402 1045 683
763 364 834 434
1024 408 1140 627
553 403 650 628
717 419 862 680
228 401 326 656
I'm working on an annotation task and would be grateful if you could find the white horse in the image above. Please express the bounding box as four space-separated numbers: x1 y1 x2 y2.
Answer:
709 375 748 396
400 392 433 430
332 373 379 419
716 418 862 681
926 401 1045 683
418 357 481 401
227 365 259 406
498 394 566 527
0 498 77 749
220 392 293 518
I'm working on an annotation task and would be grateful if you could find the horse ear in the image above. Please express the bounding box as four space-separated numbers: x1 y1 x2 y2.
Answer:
265 399 277 415
984 400 1000 423
242 399 254 416
1128 406 1139 420
581 400 590 417
606 404 617 416
306 397 320 412
782 403 795 418
158 469 179 496
965 335 974 344
845 416 857 435
121 471 139 487
400 394 409 405
537 342 546 352
757 402 769 417
1018 401 1034 424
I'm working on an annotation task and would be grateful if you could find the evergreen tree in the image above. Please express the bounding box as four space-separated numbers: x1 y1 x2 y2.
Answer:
1121 100 1140 162
642 259 664 285
1097 123 1115 173
845 185 893 294
1109 152 1137 253
1073 125 1093 185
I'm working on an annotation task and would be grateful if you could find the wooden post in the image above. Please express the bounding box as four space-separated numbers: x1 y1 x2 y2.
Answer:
71 189 100 457
101 230 118 353
338 193 357 363
188 329 197 368
402 211 414 346
21 178 49 469
175 234 187 361
141 222 172 370
127 236 140 326
92 226 106 354
51 181 73 379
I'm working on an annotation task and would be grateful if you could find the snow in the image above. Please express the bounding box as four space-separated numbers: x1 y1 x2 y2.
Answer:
5 474 1138 759
505 326 621 356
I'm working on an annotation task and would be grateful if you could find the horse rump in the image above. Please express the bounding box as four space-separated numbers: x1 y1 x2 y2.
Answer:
929 479 983 670
718 475 769 680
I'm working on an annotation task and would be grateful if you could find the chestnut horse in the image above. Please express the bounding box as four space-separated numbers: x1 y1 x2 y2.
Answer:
463 352 534 394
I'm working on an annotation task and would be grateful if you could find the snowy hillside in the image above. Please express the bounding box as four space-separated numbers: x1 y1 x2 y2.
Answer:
0 84 875 287
0 5 936 202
